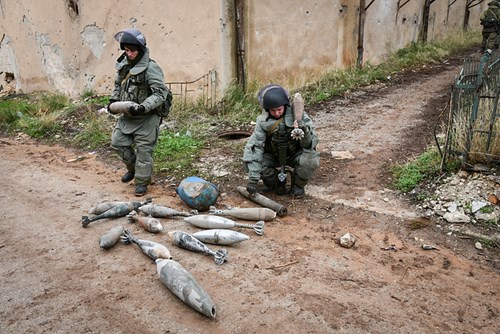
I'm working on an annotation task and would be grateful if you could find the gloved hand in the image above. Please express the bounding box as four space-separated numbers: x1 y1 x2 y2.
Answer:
246 180 258 195
107 99 118 114
129 104 146 116
296 120 305 129
300 129 313 148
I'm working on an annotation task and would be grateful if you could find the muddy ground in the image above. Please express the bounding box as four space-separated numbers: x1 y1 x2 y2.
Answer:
1 53 499 334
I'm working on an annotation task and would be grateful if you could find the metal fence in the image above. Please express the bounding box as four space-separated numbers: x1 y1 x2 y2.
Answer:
442 51 500 169
166 69 217 109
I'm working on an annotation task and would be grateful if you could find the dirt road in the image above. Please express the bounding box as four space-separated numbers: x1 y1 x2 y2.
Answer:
1 55 499 333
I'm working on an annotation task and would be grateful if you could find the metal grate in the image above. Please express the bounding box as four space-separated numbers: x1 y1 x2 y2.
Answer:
166 69 217 109
442 50 500 169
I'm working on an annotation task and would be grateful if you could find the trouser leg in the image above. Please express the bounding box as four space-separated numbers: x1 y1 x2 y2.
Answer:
111 128 136 172
134 146 153 185
292 149 320 188
133 126 159 186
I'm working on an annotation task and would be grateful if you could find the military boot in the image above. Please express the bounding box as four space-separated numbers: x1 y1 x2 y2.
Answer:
291 185 305 198
292 175 308 198
135 185 147 196
121 171 135 183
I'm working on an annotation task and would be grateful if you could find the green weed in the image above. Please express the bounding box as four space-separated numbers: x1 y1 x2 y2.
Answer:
479 205 495 214
302 31 480 104
0 98 36 131
17 112 63 139
38 93 69 112
392 148 443 192
72 115 112 149
153 131 204 177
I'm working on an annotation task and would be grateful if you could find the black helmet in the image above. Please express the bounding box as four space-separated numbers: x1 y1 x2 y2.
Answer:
257 84 290 110
114 28 147 51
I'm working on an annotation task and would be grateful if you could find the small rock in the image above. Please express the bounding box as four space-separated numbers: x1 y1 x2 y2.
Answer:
475 242 483 250
471 200 488 213
443 211 471 223
487 194 499 205
475 212 498 223
339 233 356 248
447 202 458 213
434 209 446 217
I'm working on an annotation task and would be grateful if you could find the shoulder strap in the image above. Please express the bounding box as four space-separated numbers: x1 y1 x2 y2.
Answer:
120 72 132 86
492 9 499 20
486 8 499 20
266 117 284 136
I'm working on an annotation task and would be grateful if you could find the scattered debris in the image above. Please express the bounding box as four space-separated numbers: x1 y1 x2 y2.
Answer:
67 156 87 163
330 151 355 160
266 260 299 270
414 170 499 247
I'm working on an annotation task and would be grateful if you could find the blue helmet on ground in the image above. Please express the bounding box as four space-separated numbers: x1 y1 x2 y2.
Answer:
176 176 219 211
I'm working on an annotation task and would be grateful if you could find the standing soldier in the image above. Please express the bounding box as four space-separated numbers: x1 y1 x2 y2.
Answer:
480 0 500 53
108 28 171 196
242 84 320 198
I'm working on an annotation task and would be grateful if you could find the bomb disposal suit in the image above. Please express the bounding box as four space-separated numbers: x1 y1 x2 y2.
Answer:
481 0 500 51
109 28 170 195
242 85 320 197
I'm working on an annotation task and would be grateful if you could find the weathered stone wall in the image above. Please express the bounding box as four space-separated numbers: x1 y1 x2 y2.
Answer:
0 0 485 99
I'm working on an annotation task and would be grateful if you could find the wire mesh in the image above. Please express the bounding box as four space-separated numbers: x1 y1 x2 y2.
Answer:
444 50 500 169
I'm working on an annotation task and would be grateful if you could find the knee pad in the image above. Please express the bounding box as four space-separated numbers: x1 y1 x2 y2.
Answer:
295 150 320 181
112 145 136 166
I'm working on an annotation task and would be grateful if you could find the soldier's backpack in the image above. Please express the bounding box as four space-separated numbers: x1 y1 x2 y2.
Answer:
158 88 173 118
481 8 499 28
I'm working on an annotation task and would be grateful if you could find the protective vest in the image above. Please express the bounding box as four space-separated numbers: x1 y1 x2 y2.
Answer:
112 49 171 117
481 4 500 30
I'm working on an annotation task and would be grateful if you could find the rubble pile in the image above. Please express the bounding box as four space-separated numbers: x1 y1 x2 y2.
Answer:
414 169 500 243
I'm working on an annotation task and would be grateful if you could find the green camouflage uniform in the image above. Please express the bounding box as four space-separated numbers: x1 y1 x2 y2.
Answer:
242 105 320 191
110 48 169 186
481 1 500 51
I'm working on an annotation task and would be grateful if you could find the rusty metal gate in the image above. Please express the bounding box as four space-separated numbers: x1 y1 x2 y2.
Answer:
166 69 217 109
442 51 500 170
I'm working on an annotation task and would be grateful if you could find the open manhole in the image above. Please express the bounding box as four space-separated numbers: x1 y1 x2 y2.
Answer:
217 130 252 140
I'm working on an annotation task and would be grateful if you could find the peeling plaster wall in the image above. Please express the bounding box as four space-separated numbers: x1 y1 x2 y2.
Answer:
0 34 17 77
0 0 221 97
0 0 484 98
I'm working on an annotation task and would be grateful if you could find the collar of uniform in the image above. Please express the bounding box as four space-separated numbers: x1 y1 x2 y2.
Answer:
265 106 294 127
115 48 150 74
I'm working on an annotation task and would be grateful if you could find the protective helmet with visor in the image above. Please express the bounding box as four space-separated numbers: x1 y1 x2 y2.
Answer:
114 28 147 51
257 84 290 111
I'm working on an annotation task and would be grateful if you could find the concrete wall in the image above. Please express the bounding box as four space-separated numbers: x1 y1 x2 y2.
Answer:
246 0 485 87
0 0 222 97
0 0 486 99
